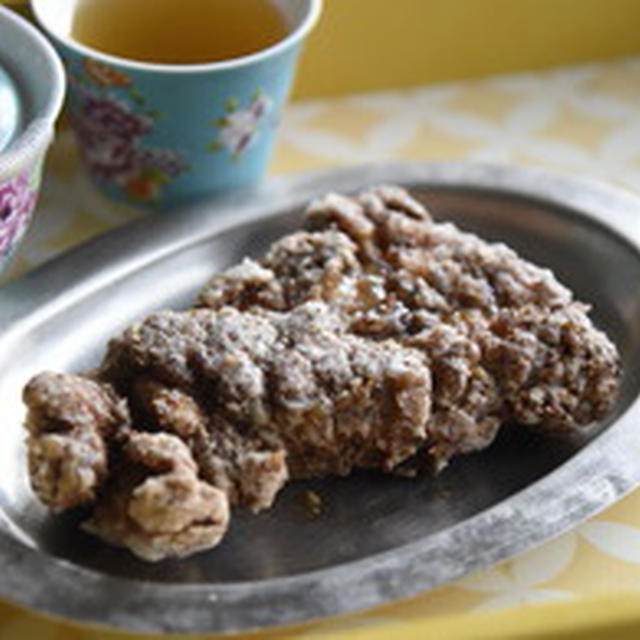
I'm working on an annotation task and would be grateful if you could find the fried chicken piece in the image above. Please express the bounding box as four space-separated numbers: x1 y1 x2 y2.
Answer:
84 432 229 562
130 380 289 511
199 185 620 469
198 230 362 312
23 185 621 561
482 304 620 431
24 376 231 561
103 302 432 480
199 185 573 319
23 372 129 510
23 303 432 559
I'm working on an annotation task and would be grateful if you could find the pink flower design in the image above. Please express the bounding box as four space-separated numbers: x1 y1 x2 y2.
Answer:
69 63 188 201
0 172 36 256
82 136 140 184
73 91 153 145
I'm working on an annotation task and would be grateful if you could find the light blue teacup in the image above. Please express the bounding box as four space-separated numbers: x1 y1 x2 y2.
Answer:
31 0 321 210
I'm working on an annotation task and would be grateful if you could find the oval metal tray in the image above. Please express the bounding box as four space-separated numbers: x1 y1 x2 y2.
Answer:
1 162 640 634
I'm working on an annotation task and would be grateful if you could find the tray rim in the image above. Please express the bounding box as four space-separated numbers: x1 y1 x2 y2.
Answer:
2 161 640 634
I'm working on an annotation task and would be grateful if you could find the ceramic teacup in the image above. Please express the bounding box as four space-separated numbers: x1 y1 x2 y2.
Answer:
0 4 65 275
31 0 322 210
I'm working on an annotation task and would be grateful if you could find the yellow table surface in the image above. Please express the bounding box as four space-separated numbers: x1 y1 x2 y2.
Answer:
5 58 640 639
7 0 640 99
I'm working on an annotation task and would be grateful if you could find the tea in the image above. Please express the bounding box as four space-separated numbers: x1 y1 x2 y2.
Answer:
71 0 289 64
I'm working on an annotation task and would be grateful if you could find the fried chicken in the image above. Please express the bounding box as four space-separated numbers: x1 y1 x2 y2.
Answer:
83 431 230 562
23 373 128 511
200 185 620 462
22 186 621 561
24 303 432 559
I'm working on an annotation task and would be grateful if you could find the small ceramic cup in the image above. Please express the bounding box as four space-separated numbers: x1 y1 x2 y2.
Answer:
0 4 65 275
31 0 322 210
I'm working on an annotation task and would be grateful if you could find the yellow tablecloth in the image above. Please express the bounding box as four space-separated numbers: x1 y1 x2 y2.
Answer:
5 58 640 639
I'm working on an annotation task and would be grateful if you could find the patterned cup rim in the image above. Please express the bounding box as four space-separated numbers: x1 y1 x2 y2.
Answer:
31 0 323 74
0 5 66 180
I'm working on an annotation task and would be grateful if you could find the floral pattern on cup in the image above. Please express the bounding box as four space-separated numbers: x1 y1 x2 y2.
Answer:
209 91 273 157
69 59 188 202
0 170 37 257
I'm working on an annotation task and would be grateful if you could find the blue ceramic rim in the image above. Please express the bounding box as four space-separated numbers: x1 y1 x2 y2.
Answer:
0 5 65 178
30 0 323 75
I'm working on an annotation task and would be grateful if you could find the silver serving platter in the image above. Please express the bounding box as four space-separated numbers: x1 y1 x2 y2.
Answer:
1 162 640 634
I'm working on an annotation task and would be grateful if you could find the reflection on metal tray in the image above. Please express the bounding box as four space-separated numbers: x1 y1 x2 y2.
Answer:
1 162 640 634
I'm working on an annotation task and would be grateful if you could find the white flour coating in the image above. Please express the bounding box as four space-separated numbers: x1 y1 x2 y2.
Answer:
23 185 620 561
